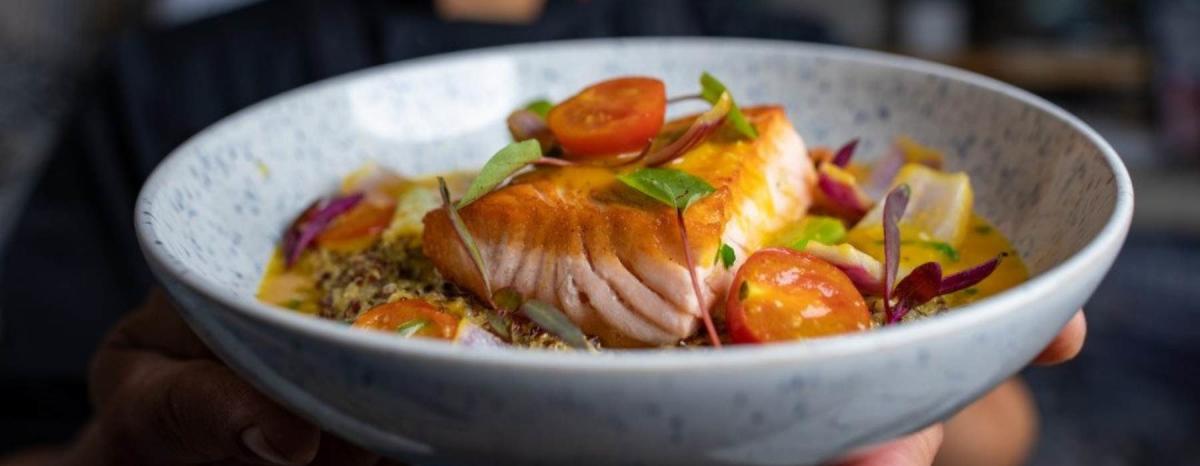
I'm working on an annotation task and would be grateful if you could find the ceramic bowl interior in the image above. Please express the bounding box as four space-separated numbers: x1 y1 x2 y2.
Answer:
136 38 1132 465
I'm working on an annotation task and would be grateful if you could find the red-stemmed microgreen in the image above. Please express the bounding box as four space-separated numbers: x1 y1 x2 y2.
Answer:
880 184 1002 323
520 299 594 350
617 167 722 347
831 138 860 167
530 157 576 167
881 184 911 322
699 72 758 139
282 192 364 267
667 93 704 104
457 140 543 208
439 177 493 304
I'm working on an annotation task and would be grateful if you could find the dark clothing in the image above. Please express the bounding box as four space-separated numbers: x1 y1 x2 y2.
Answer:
0 0 827 450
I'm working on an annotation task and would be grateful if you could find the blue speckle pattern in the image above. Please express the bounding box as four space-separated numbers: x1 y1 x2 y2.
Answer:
136 38 1131 465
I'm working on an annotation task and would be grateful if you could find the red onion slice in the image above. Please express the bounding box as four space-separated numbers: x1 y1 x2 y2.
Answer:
817 164 874 220
802 242 886 295
506 109 557 152
640 91 732 166
282 193 364 267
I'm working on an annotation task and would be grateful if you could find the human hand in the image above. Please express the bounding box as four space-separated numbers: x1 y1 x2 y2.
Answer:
58 289 401 466
831 310 1087 466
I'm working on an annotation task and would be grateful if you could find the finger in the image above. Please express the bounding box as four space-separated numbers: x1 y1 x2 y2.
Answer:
1033 310 1086 365
90 290 213 406
96 355 320 465
832 424 944 466
308 434 381 466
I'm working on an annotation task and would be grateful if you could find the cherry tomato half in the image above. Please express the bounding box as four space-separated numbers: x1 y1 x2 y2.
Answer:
726 248 871 344
352 299 459 339
316 191 396 251
547 76 666 158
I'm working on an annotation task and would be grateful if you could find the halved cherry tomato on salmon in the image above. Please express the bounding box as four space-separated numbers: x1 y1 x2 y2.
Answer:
316 191 396 251
547 76 666 158
726 248 871 344
352 299 458 339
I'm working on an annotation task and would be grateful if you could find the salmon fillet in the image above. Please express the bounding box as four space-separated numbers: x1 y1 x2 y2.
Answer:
423 106 816 346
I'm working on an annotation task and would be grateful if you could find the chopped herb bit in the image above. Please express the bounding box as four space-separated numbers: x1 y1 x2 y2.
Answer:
675 207 721 348
699 72 758 139
520 300 592 350
617 168 715 209
486 312 512 340
717 243 737 269
457 140 543 209
395 319 428 337
738 280 750 301
524 99 553 118
963 287 980 296
917 241 960 262
492 287 523 312
783 216 846 250
285 299 303 310
974 225 993 235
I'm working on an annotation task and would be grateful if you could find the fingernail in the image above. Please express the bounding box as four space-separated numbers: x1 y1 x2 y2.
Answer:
241 426 297 465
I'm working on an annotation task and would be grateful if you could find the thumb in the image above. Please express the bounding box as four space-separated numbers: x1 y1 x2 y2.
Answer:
99 356 320 465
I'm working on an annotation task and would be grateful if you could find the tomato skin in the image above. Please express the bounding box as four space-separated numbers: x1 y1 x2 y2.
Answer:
316 191 396 251
352 299 459 339
726 248 871 344
547 77 666 158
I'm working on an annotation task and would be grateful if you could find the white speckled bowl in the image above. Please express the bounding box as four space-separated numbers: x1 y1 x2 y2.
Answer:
135 38 1132 466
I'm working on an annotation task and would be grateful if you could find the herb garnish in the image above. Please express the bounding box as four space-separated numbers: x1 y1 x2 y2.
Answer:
881 184 1001 323
524 99 553 118
618 167 722 347
457 140 543 208
439 177 493 301
699 72 757 139
394 319 428 338
831 138 860 167
784 215 846 250
881 184 911 322
716 243 736 270
520 299 593 350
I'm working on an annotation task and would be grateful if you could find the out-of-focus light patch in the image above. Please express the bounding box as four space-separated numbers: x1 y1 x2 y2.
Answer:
347 56 519 143
150 0 264 26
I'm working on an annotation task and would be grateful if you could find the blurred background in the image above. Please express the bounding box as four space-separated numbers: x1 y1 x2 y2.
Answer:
0 0 1196 464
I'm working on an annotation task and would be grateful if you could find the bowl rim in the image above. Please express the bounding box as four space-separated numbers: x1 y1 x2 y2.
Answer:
135 36 1133 372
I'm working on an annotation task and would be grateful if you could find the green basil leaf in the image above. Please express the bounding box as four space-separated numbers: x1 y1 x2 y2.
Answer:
782 216 847 250
457 140 542 209
717 243 736 269
617 168 715 210
520 300 592 350
524 99 553 118
395 319 428 337
699 72 758 139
